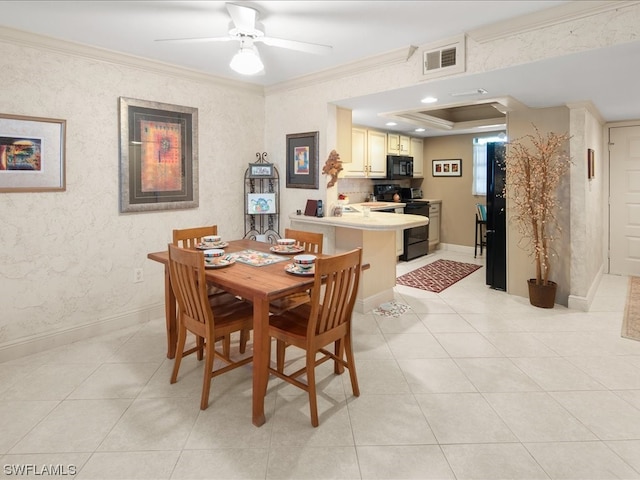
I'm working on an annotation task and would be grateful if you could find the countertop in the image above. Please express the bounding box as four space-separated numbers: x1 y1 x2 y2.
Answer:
289 211 428 230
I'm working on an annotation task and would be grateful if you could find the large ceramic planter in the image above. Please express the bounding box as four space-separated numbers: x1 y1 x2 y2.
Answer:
527 279 557 308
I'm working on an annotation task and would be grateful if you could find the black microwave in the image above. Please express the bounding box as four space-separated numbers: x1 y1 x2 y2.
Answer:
387 155 413 179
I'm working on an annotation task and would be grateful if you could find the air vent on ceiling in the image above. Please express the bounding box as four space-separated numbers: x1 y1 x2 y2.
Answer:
422 35 465 79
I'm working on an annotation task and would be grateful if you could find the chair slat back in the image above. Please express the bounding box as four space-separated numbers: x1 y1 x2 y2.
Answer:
284 228 323 254
168 244 212 328
307 248 361 336
173 226 218 249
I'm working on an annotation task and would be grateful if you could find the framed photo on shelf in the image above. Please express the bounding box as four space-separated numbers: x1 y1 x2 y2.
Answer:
248 162 274 178
286 131 319 189
0 113 66 192
119 97 198 213
432 158 462 177
247 193 276 214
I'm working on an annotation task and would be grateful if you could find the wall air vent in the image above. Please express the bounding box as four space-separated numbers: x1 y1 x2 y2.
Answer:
421 34 465 80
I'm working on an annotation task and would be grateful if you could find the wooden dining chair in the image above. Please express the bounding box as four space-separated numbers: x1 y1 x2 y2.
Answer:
268 247 362 427
269 228 324 315
172 226 250 355
168 244 254 410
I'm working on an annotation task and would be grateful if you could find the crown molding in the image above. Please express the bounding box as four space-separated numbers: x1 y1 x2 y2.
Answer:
468 1 640 44
265 46 415 95
566 101 605 125
0 26 264 95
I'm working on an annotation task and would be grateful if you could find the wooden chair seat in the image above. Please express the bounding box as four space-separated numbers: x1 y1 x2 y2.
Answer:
267 248 362 427
168 244 254 410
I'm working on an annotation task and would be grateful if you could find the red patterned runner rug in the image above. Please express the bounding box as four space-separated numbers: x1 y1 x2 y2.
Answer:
396 259 482 293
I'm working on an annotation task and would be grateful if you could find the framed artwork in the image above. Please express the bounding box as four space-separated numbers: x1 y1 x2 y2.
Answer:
119 97 198 213
247 193 276 214
286 131 319 189
0 113 66 192
587 148 595 179
432 158 462 177
248 162 274 178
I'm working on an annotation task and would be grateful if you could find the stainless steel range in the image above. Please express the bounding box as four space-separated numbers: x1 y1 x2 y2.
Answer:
373 184 430 261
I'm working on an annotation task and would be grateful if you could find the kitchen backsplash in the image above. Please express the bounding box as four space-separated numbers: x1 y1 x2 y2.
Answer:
338 178 414 203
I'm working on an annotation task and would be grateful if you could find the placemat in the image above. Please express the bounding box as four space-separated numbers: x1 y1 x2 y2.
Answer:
231 249 288 267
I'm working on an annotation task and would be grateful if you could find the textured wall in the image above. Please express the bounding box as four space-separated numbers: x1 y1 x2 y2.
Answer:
0 38 263 349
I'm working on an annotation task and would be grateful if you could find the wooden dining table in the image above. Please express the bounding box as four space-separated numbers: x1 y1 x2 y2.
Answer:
147 239 320 427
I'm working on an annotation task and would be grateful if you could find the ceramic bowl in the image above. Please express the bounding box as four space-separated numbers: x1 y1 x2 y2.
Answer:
203 235 221 244
278 238 296 246
203 248 225 258
293 254 316 270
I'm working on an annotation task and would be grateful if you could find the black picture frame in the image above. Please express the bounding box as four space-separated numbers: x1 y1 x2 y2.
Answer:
248 162 274 178
286 131 319 189
432 158 462 177
119 97 198 213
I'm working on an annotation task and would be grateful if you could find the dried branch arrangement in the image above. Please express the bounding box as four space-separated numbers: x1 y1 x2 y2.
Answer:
504 125 571 286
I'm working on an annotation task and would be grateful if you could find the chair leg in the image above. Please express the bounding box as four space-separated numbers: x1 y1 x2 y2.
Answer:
344 334 360 397
474 220 479 258
171 325 187 384
196 335 204 361
276 340 286 373
222 335 231 358
306 350 319 427
200 340 215 410
239 329 250 354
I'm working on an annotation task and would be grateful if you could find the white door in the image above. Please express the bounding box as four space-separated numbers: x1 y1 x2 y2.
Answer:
610 125 640 275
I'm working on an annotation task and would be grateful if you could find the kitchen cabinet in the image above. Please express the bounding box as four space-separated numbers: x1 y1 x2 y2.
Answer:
410 137 424 177
344 127 387 178
336 107 352 164
428 201 441 250
387 133 410 155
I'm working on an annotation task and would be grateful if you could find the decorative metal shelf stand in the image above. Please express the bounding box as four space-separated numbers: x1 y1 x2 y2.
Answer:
244 152 280 242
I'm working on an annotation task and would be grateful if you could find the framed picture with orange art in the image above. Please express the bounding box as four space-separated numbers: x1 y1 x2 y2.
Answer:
119 97 198 213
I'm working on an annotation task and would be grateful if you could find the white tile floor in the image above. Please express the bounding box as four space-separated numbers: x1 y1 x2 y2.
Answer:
2 250 640 479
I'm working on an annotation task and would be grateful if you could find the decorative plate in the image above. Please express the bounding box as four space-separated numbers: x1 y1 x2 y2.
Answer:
204 257 236 269
197 241 229 250
284 263 315 276
270 245 305 254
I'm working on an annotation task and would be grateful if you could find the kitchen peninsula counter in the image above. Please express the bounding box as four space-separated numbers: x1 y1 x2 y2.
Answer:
289 211 428 313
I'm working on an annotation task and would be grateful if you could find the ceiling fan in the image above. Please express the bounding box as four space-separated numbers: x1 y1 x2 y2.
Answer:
155 2 333 76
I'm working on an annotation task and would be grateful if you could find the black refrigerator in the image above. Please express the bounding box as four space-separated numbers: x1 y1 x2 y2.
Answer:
486 142 507 290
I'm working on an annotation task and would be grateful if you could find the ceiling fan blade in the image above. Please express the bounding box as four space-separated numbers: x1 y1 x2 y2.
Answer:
226 3 257 34
155 36 234 44
258 36 332 55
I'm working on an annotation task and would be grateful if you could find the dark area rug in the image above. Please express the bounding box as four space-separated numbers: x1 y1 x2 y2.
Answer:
622 276 640 341
396 259 482 293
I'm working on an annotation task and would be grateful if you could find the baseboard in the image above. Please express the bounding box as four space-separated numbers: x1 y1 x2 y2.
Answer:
437 243 477 256
0 304 165 364
355 288 395 314
568 265 604 312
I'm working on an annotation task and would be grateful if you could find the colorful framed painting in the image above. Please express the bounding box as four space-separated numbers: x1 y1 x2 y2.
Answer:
0 113 66 192
119 97 198 213
432 158 462 177
286 131 319 189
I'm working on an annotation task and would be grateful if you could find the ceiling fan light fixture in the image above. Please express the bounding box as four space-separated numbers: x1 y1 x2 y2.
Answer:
230 44 264 75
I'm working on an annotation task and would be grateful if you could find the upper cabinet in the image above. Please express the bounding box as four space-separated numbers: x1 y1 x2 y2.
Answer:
336 107 352 164
387 133 411 155
410 137 424 178
344 127 387 178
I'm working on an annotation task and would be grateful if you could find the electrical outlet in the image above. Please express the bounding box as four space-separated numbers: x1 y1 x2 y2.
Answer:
133 268 144 283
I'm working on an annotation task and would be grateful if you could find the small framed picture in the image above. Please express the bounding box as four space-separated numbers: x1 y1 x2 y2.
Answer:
286 131 319 189
248 163 274 178
432 158 462 177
